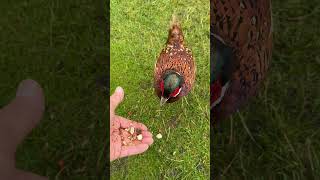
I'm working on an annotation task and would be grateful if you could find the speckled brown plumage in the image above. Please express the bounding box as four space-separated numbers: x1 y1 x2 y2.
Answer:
211 0 273 121
154 17 196 103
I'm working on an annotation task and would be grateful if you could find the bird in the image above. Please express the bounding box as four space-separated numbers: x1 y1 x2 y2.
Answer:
210 0 273 121
154 15 196 106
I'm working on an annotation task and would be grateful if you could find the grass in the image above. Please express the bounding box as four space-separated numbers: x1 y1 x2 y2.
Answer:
0 0 108 179
110 0 210 179
213 0 320 179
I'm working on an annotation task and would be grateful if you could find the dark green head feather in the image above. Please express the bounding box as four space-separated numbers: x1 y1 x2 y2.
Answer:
211 35 234 85
162 71 182 97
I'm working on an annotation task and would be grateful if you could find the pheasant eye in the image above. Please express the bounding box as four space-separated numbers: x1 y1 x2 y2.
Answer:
169 87 181 98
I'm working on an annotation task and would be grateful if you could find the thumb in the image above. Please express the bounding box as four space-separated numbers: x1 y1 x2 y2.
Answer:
0 79 45 152
110 87 124 112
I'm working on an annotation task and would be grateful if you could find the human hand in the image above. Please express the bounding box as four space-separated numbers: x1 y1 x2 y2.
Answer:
110 87 153 161
0 79 48 180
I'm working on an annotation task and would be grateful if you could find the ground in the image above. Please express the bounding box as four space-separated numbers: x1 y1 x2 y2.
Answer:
213 0 320 179
0 0 108 179
110 0 210 179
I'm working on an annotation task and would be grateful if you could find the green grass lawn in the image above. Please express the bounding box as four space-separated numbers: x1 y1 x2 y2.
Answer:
110 0 210 179
213 0 320 179
0 0 108 179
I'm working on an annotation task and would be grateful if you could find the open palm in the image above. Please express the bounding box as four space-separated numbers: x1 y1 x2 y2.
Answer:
110 87 153 161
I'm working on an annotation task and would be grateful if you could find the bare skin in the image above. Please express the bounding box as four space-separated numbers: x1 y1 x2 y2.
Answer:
110 87 154 161
0 79 48 180
0 81 152 178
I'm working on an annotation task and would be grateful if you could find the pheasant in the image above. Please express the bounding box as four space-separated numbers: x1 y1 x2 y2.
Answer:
154 15 196 106
210 0 273 121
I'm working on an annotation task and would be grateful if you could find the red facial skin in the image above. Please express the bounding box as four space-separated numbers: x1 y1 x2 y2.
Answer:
210 79 222 105
169 87 181 97
160 80 164 96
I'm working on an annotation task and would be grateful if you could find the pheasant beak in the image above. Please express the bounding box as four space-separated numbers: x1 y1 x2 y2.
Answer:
160 97 169 106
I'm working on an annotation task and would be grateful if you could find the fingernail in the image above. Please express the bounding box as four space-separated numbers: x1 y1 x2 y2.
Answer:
115 86 124 95
16 79 42 97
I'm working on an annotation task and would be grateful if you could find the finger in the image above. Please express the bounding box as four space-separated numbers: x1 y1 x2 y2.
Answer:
141 131 153 138
0 79 45 150
120 144 149 158
116 116 148 131
141 137 154 145
131 138 153 146
110 87 124 112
